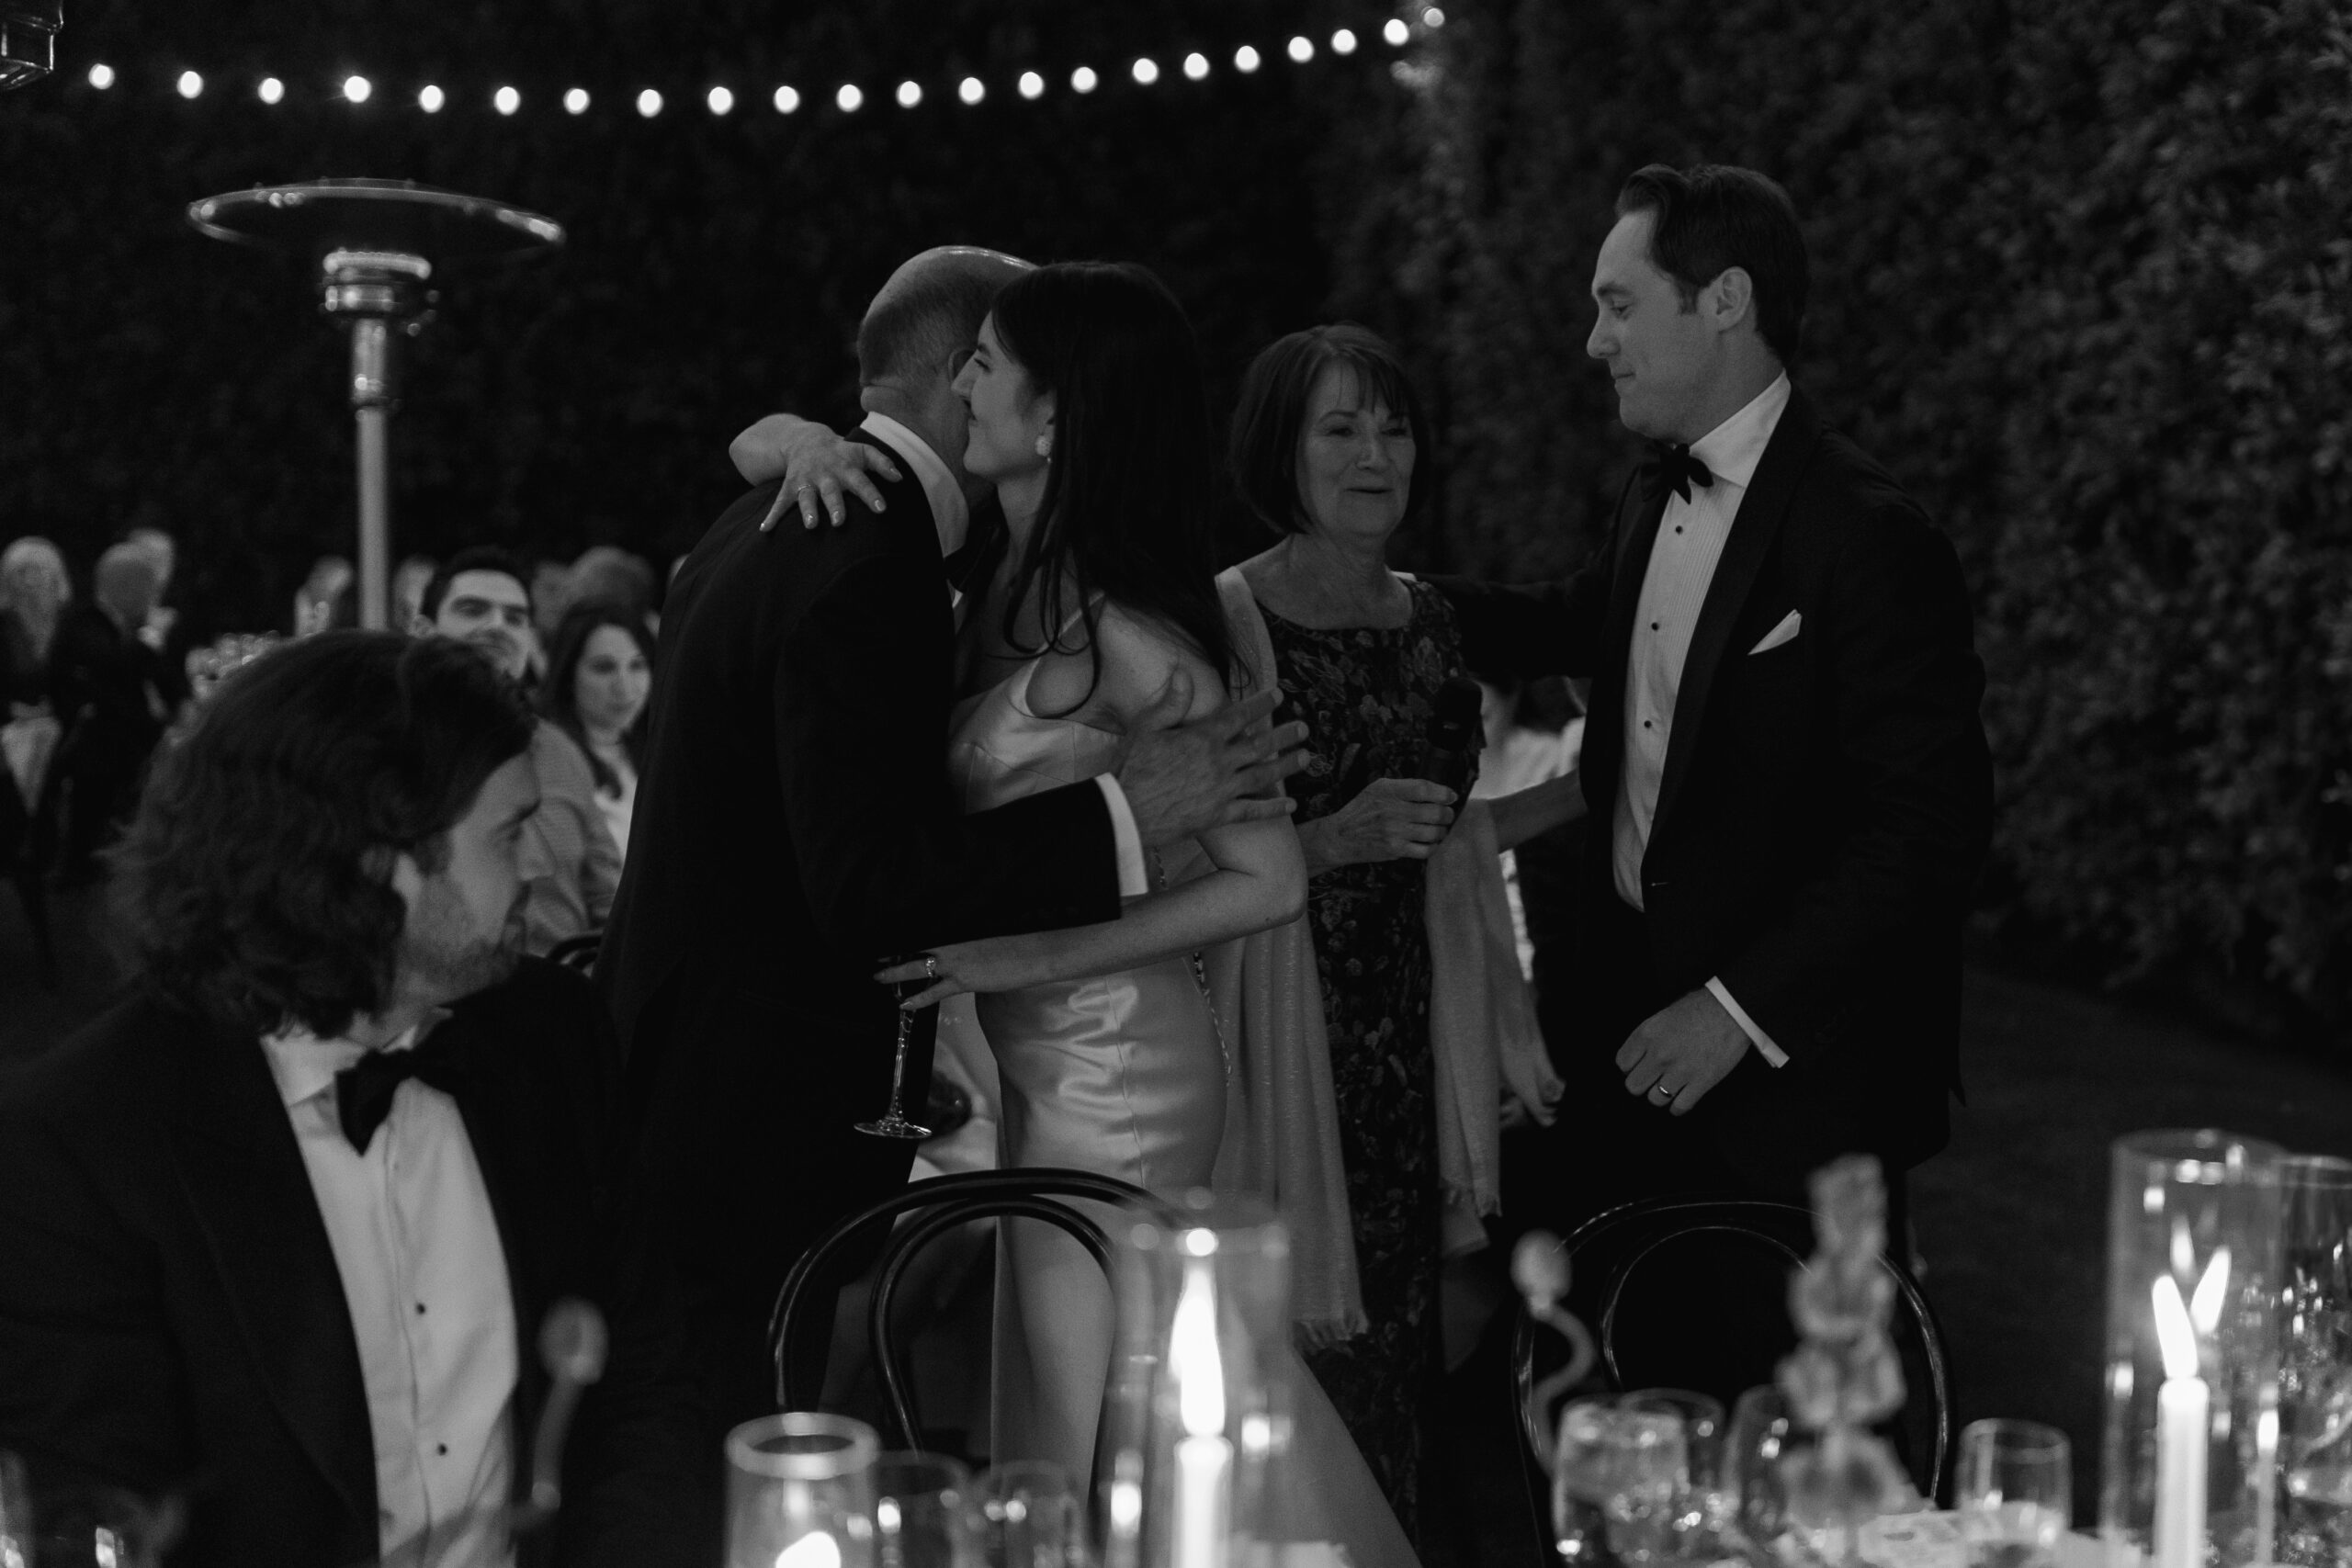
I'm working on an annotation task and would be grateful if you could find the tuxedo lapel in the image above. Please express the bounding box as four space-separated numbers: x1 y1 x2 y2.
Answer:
1588 475 1671 815
168 1022 374 1520
1649 387 1823 843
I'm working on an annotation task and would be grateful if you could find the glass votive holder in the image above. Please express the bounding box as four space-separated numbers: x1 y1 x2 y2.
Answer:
726 1411 881 1568
1955 1417 2070 1568
2098 1129 2285 1568
2275 1154 2352 1566
1100 1191 1290 1568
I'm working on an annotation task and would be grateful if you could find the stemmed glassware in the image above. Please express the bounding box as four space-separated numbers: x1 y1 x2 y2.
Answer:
856 975 933 1141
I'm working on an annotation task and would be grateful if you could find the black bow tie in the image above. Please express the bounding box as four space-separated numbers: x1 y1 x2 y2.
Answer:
334 1028 469 1154
1643 444 1715 506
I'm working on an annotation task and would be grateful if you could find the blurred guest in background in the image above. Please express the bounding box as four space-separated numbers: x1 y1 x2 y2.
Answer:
568 546 661 639
541 604 652 864
0 536 71 711
124 526 180 654
417 547 621 954
391 553 438 633
291 556 356 637
50 544 188 881
529 556 573 648
0 631 705 1568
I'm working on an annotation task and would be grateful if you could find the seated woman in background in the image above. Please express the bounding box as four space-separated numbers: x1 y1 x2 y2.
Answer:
541 603 653 863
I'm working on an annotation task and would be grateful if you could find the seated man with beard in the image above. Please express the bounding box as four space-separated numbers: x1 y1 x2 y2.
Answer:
0 632 705 1568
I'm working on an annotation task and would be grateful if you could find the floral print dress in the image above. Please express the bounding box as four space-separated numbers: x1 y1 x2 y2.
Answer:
1259 578 1472 1542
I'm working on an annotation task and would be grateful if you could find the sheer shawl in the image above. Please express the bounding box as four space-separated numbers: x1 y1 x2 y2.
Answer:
1200 566 1367 1344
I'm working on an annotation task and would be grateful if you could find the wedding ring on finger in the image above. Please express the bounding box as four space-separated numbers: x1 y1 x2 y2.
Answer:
924 955 939 980
1650 1084 1673 1102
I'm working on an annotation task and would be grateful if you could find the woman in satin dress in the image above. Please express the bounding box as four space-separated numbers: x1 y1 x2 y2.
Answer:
877 263 1416 1568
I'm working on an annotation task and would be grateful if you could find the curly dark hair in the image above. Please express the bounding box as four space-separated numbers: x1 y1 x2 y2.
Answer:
109 630 537 1039
539 601 653 796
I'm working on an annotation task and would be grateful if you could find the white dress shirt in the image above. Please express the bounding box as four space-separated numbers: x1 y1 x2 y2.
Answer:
1611 372 1793 1066
261 1023 519 1568
857 411 1149 897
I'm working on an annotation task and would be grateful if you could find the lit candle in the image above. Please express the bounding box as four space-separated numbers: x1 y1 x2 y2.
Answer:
1169 1239 1232 1568
774 1530 842 1568
2150 1272 2207 1568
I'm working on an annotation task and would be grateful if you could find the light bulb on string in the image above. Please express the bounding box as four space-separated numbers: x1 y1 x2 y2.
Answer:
1018 71 1045 99
176 71 203 99
1131 57 1160 85
564 87 589 114
1332 28 1359 54
86 62 114 89
1183 52 1210 81
257 76 284 105
344 74 372 104
895 79 922 108
1422 6 1447 26
836 83 864 111
773 85 800 113
637 88 663 117
1234 45 1262 73
958 76 984 105
1070 65 1098 94
493 85 521 115
418 84 445 112
1384 17 1412 46
1287 36 1316 62
707 85 734 114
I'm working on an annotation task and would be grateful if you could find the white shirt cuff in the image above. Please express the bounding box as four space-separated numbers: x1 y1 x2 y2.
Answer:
1093 775 1150 897
1705 976 1790 1067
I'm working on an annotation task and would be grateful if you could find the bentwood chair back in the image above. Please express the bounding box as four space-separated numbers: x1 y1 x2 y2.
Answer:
769 1168 1169 1451
1511 1196 1953 1529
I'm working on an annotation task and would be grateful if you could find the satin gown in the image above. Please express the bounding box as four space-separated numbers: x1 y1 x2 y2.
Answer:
948 651 1227 1484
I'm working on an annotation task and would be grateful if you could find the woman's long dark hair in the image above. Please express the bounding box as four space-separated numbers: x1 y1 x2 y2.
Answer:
990 262 1238 709
540 602 653 795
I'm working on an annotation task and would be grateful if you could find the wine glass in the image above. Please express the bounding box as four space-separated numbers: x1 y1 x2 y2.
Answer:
873 1452 976 1568
973 1461 1089 1568
856 975 933 1141
1953 1418 2070 1568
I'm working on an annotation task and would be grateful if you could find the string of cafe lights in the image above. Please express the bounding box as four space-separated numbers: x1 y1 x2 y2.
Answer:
74 8 1444 120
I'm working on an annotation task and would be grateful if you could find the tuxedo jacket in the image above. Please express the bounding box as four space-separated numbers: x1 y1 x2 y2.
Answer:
1436 385 1993 1188
596 434 1125 1303
0 960 706 1568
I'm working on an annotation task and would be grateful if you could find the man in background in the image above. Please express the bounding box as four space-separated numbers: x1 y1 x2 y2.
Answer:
416 547 621 955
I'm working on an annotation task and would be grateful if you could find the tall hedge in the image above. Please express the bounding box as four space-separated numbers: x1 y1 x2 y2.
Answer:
1337 0 2352 1020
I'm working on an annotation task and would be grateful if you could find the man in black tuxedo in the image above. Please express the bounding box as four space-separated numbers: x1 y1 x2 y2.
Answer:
598 246 1306 1435
0 632 703 1567
1439 165 1994 1230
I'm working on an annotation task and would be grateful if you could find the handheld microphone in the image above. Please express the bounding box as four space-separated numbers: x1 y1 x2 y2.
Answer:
1422 676 1486 799
352 1299 609 1567
525 1298 609 1519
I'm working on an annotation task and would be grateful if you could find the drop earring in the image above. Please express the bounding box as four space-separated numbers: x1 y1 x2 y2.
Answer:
1034 431 1054 460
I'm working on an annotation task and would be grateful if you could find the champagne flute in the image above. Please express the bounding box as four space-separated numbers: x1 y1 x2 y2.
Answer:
857 967 933 1141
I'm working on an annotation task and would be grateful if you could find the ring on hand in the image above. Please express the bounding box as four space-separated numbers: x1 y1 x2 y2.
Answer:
924 955 939 980
1650 1084 1672 1101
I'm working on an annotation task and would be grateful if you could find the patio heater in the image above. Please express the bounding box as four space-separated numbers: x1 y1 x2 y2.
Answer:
186 179 563 629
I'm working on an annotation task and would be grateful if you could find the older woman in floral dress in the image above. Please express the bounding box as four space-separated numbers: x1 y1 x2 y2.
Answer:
1229 323 1545 1545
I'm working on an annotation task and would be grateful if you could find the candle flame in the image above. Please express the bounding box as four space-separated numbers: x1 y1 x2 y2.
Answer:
2188 1247 2230 1336
775 1531 842 1568
1170 1255 1226 1438
2152 1274 2199 1382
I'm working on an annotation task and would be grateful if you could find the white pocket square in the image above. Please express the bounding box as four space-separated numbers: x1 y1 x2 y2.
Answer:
1747 611 1801 655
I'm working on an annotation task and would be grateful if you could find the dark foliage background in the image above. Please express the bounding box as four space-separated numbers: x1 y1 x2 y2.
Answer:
1340 0 2352 1026
5 0 2347 1021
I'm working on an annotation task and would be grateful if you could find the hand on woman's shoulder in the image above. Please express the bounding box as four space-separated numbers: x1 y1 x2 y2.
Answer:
1025 601 1227 728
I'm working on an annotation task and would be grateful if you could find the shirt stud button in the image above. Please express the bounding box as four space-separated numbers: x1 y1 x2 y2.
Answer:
437 1443 448 1456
